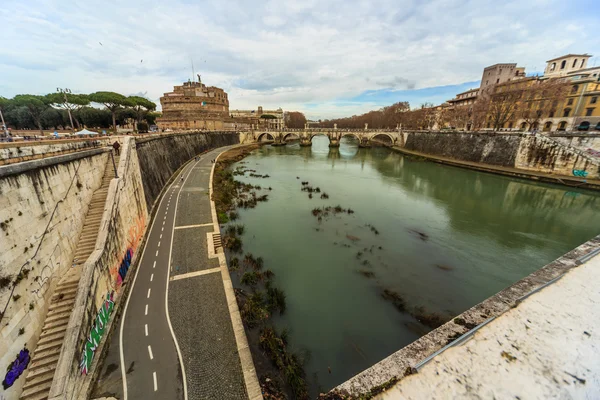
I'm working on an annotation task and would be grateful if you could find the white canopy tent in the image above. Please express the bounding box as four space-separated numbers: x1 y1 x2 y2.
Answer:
74 129 99 136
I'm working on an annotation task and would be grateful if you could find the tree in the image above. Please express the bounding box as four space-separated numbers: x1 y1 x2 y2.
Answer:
286 111 307 129
486 84 523 131
446 106 471 130
45 92 90 130
128 96 157 125
12 95 50 134
145 112 161 126
89 91 133 133
517 79 569 131
0 97 8 133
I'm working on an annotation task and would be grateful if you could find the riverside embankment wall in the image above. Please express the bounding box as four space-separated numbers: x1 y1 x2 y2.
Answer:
136 131 239 208
0 131 239 399
399 131 600 179
0 149 109 398
48 131 239 399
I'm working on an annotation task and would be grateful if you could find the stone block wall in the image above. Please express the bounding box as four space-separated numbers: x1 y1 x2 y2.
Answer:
136 131 239 209
0 149 108 397
550 134 600 153
49 137 148 399
401 131 522 166
0 139 110 166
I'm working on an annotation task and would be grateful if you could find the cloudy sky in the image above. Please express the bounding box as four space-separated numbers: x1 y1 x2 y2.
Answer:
1 0 599 119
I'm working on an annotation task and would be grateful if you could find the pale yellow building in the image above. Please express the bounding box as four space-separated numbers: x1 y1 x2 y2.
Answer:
544 54 591 78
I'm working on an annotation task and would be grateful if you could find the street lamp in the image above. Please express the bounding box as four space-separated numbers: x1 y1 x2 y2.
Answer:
57 88 75 132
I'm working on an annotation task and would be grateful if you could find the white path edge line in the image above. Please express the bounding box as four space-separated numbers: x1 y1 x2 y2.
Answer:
164 155 205 400
119 157 190 400
174 223 214 230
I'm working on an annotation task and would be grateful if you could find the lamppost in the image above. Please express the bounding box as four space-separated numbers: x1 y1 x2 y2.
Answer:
0 107 7 137
57 88 75 132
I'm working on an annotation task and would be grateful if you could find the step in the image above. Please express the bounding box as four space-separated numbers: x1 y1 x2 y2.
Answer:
31 342 62 362
37 328 66 345
20 376 53 399
46 302 73 316
50 290 76 304
37 326 68 344
28 353 60 371
44 311 71 326
42 316 71 331
75 243 96 254
23 363 56 381
22 369 54 392
55 280 79 291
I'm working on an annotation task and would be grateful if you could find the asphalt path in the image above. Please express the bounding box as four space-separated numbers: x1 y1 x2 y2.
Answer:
119 146 235 400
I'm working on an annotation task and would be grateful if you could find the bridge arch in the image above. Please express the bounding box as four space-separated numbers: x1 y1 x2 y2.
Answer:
256 132 275 142
309 133 330 142
283 132 300 141
369 132 394 145
341 132 361 142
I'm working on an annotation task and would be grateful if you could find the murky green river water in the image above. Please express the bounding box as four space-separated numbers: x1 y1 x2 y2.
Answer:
228 136 600 395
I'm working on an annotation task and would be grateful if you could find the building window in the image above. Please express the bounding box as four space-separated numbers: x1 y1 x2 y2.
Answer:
567 98 574 105
572 85 578 93
573 59 578 68
486 80 489 85
561 60 566 69
520 122 527 130
496 79 500 83
581 60 585 68
544 121 552 131
550 63 556 71
586 108 595 117
558 121 567 130
563 108 571 117
549 111 555 118
591 97 598 104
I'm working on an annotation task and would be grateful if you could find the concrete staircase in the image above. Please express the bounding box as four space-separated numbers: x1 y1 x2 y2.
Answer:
19 154 118 400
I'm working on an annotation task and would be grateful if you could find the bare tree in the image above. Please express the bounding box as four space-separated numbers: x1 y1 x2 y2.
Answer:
518 78 569 131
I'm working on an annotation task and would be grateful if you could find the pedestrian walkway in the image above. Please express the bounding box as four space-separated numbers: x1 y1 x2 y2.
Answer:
167 152 254 399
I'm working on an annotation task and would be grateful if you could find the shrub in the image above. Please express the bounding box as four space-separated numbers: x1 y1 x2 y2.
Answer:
137 121 149 133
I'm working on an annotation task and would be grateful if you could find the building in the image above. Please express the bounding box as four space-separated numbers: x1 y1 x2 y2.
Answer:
447 88 479 107
480 63 526 93
228 107 285 130
156 77 229 130
544 54 591 78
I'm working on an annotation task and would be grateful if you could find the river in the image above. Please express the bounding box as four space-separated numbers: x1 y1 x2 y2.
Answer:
226 136 600 396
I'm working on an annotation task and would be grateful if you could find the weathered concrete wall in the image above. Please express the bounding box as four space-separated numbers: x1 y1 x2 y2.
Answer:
0 149 108 398
550 134 600 153
49 137 148 399
399 131 600 179
0 139 110 166
401 131 522 166
515 136 600 178
335 235 600 397
136 131 239 208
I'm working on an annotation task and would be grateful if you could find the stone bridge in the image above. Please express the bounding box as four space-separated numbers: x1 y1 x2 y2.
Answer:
249 126 402 147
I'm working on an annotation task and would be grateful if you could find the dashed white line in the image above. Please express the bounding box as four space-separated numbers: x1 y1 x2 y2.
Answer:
153 371 158 391
160 234 163 239
148 345 154 360
150 273 154 281
152 261 156 269
147 288 151 299
162 221 165 226
145 324 148 337
161 226 164 232
158 241 161 247
155 250 159 257
145 304 148 315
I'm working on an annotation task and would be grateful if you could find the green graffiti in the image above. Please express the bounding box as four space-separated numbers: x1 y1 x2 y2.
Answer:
573 169 588 178
80 292 114 375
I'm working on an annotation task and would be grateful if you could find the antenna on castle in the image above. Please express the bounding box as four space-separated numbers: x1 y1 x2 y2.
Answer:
191 58 195 82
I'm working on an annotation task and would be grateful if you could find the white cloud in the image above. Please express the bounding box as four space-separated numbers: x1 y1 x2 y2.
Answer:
1 0 598 118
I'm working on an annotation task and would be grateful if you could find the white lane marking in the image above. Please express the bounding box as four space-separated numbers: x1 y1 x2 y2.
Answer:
166 207 169 211
150 273 154 281
145 304 148 315
174 223 213 230
158 241 161 247
160 234 162 239
153 371 157 391
147 288 151 299
163 216 166 220
120 157 186 400
148 345 154 360
145 324 148 336
170 267 221 281
155 250 159 257
152 261 156 269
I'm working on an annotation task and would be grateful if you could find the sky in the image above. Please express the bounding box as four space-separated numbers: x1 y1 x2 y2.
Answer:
1 0 599 120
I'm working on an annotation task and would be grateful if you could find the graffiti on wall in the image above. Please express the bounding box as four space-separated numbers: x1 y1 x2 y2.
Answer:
80 291 114 375
573 169 588 178
109 215 146 289
2 348 30 389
